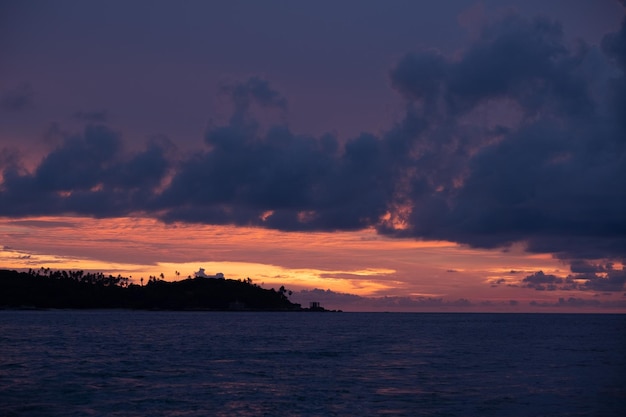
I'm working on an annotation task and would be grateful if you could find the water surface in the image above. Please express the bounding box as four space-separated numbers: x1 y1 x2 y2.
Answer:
1 311 624 416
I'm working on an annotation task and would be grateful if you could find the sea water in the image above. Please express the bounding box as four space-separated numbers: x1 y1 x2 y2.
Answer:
0 311 624 416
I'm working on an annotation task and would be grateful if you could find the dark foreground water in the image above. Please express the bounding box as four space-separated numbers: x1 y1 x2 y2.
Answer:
1 311 624 417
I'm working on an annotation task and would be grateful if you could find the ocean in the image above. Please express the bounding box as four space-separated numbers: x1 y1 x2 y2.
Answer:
1 311 624 416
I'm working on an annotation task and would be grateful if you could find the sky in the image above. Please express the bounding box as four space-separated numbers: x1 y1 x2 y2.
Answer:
1 0 625 312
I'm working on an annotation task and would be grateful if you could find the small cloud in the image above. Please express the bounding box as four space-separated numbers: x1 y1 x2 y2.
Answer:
451 298 472 306
74 110 108 123
0 83 34 112
580 269 626 292
522 271 563 290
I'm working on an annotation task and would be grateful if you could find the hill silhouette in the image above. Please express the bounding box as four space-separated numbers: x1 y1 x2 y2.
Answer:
0 269 328 311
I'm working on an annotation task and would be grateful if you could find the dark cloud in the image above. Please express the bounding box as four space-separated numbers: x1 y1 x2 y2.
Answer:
222 77 288 113
530 297 626 309
0 147 22 173
522 271 563 291
35 124 122 192
521 267 626 293
217 77 289 131
74 110 108 123
579 268 626 292
570 260 608 274
0 13 624 273
391 50 447 106
383 14 626 265
155 82 392 231
290 288 477 311
0 124 171 217
292 288 626 311
392 15 593 117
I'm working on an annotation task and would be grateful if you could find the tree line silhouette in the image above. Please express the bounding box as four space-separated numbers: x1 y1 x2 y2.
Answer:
0 268 318 311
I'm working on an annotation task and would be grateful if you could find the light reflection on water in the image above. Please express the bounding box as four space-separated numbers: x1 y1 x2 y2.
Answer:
1 311 625 416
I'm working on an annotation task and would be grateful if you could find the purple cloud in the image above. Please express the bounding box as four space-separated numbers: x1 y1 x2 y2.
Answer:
0 13 624 273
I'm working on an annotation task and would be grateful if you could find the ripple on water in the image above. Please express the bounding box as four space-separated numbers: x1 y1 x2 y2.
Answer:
0 311 625 416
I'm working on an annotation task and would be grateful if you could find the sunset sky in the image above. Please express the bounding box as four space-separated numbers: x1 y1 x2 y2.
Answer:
1 0 625 311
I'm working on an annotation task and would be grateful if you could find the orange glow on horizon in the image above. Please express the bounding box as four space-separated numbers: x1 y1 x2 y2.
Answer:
1 216 624 312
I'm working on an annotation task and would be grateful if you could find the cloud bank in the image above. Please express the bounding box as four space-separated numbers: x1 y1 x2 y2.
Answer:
1 14 625 276
290 288 626 312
